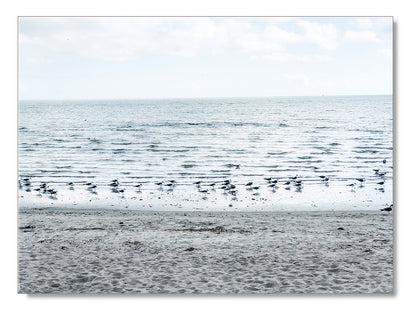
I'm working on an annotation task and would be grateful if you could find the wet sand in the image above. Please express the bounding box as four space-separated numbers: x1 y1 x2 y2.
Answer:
18 208 393 294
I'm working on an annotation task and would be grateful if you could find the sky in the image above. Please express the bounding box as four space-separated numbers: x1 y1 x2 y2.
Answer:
19 17 392 99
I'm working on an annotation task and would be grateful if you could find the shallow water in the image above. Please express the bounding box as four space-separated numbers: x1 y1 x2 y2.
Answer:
18 95 393 211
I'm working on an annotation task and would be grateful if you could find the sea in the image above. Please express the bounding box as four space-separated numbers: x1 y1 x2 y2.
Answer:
18 95 393 211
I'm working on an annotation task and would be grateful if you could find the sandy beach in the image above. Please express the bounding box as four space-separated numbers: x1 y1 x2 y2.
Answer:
18 207 393 294
16 17 394 297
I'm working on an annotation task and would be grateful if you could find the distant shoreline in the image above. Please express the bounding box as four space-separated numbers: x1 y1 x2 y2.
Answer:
19 94 393 103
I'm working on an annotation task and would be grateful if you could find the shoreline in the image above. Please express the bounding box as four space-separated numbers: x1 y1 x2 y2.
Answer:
18 206 390 216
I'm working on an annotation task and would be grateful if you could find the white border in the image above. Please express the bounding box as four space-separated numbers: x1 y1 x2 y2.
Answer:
2 1 415 316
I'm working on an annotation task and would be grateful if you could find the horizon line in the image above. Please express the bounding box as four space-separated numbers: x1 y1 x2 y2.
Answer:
19 93 393 102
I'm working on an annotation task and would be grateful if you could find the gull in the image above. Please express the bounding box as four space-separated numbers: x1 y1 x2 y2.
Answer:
380 204 392 212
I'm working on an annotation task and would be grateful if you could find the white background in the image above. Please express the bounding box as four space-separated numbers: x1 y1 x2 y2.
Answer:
1 1 414 316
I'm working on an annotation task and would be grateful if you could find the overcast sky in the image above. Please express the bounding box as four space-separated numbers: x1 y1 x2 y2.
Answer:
19 17 392 100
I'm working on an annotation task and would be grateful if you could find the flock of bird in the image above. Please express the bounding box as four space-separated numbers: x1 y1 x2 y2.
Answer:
18 158 391 214
19 162 392 211
19 167 390 200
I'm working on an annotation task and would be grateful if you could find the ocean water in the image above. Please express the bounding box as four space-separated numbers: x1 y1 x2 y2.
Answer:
18 95 393 211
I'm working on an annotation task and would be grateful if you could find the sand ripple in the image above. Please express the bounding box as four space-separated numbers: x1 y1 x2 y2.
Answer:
18 208 393 294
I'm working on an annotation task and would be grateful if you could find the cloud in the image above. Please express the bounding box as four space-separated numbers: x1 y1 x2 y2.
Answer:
20 17 233 62
263 25 303 43
353 18 374 29
352 17 392 32
344 30 380 42
378 48 392 57
296 20 338 50
263 53 331 62
284 74 310 87
237 31 286 53
236 19 339 52
19 17 342 64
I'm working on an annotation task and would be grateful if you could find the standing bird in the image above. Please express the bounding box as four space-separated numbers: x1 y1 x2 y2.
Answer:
380 204 393 212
